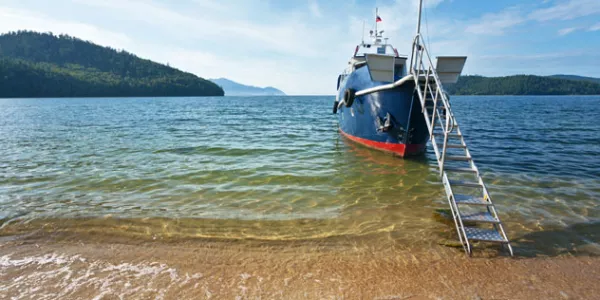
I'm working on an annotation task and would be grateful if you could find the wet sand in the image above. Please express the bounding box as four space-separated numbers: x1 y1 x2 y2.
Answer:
1 232 599 299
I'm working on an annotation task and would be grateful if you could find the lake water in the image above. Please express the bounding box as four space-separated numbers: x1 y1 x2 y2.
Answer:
1 96 600 257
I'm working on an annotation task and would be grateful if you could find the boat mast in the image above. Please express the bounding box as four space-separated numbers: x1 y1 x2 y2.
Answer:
375 7 378 38
416 0 423 36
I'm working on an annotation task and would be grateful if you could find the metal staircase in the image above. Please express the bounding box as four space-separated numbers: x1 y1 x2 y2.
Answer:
409 35 514 256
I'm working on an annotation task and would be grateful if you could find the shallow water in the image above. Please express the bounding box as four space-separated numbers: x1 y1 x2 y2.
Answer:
1 96 599 256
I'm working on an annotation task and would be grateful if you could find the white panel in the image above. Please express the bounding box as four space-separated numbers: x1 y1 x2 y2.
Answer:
438 73 460 84
366 54 395 82
436 56 467 84
370 70 394 82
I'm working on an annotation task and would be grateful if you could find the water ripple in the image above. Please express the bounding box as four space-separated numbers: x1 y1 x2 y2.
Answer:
0 96 599 254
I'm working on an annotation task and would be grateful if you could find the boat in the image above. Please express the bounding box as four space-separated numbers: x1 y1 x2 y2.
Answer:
334 6 465 157
333 1 515 256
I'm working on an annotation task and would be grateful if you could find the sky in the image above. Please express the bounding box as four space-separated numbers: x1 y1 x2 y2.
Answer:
1 0 599 95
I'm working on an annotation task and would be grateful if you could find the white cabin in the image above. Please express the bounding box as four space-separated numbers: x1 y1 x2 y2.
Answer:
343 30 408 83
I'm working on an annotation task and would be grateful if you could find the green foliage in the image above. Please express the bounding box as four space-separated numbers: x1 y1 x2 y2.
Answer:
549 74 600 84
0 31 224 97
445 75 600 95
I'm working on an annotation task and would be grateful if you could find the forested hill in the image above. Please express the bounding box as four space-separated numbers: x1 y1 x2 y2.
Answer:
0 31 224 98
445 75 600 95
549 75 600 84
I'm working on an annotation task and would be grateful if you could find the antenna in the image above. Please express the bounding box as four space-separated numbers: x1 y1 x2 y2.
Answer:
362 20 365 44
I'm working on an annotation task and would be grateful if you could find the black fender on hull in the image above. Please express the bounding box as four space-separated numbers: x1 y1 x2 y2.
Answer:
343 88 356 108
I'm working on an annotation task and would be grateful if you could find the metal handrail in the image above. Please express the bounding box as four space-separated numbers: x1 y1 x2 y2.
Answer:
411 35 452 111
410 34 454 173
409 32 513 256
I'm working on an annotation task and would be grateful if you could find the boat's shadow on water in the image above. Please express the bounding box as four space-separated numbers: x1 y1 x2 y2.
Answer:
510 221 600 258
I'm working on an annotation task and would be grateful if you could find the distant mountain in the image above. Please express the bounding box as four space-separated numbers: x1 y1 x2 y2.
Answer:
549 75 600 84
445 75 600 95
210 78 285 96
0 31 223 98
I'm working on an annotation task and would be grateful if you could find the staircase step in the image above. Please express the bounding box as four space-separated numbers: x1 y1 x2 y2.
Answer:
444 167 477 173
461 212 500 223
454 194 490 205
434 132 462 138
449 180 482 188
445 155 472 161
425 105 446 110
414 71 513 253
440 143 466 149
425 104 443 109
464 227 507 243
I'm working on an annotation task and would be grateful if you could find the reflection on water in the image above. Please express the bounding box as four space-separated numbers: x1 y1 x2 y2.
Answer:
0 96 600 257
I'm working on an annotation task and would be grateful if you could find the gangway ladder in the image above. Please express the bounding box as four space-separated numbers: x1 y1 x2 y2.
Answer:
409 36 514 256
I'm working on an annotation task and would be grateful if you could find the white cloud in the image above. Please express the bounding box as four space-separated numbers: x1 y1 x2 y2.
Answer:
0 7 132 50
0 0 463 95
558 27 577 36
479 50 587 60
529 0 600 21
465 8 524 35
73 0 319 57
308 0 322 18
418 0 446 9
1 0 598 94
57 0 351 94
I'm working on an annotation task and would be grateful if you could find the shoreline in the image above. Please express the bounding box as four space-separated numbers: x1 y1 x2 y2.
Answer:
2 95 600 100
1 233 599 299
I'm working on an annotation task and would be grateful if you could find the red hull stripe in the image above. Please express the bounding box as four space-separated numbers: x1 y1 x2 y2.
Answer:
339 130 425 157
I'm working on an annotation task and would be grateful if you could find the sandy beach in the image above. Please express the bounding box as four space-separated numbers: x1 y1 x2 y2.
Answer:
2 231 599 300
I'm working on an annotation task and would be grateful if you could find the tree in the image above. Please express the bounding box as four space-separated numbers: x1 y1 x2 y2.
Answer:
0 31 224 98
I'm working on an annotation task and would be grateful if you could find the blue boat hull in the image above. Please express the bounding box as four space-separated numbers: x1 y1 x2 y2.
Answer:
337 66 429 157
